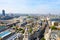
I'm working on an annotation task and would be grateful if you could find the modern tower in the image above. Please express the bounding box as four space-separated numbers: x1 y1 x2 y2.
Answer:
2 10 5 16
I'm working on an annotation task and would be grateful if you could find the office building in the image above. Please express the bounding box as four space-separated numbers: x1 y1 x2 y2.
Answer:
2 10 5 16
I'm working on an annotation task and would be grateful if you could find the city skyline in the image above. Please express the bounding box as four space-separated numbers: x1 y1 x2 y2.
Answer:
0 0 60 14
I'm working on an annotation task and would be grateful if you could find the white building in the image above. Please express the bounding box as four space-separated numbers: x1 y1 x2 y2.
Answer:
23 27 29 40
44 29 51 40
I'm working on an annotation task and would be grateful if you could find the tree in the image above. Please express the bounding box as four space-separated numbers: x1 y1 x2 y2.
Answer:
50 26 56 30
22 29 25 34
41 37 45 40
29 28 33 33
19 28 23 31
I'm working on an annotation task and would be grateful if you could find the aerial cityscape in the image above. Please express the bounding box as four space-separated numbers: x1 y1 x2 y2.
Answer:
0 0 60 40
0 10 60 40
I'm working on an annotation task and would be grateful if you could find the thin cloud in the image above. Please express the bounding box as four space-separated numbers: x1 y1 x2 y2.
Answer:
0 0 60 14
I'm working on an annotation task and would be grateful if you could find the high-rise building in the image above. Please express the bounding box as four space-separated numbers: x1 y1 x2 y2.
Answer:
2 10 5 16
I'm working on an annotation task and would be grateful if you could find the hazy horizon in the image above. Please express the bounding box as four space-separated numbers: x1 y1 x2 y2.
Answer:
0 0 60 14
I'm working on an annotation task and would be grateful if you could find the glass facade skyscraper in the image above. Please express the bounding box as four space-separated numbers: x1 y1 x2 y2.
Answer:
2 10 5 16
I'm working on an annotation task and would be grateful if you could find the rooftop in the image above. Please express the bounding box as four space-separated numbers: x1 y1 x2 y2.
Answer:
50 30 60 39
50 18 60 22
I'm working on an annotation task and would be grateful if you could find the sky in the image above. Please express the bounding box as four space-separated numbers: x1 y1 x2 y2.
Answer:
0 0 60 14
